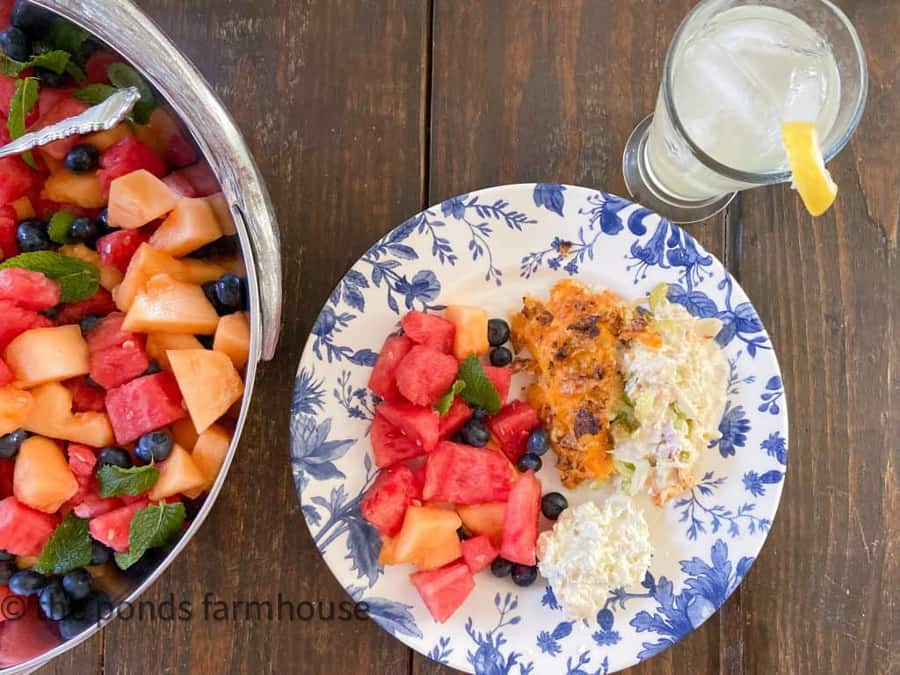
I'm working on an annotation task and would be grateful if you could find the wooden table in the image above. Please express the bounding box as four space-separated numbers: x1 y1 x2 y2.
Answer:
39 1 897 673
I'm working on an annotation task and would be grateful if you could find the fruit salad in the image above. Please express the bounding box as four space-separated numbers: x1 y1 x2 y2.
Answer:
0 2 250 660
360 307 567 623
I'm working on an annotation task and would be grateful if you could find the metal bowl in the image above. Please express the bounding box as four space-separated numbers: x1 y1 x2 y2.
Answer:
1 1 282 671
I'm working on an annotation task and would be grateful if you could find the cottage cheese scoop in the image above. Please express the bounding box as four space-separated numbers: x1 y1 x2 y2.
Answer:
537 498 651 619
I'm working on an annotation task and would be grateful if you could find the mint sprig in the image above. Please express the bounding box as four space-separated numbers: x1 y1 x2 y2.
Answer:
0 251 100 303
436 380 466 415
48 211 77 244
114 502 186 570
46 20 92 59
34 514 92 575
75 83 116 105
0 50 71 78
7 77 39 169
106 63 156 124
97 464 159 498
457 355 501 414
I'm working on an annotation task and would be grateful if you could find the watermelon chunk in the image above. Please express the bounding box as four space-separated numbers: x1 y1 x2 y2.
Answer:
96 228 150 273
377 402 440 452
422 441 513 504
175 162 219 197
500 471 541 566
85 51 123 84
0 269 61 311
456 502 506 548
483 366 512 404
410 561 475 623
0 600 63 667
88 498 149 552
0 157 36 205
489 401 540 463
438 398 472 439
0 459 12 499
0 205 18 260
55 288 117 325
370 413 424 468
64 376 107 413
0 359 12 387
401 311 455 354
0 300 53 351
66 444 97 478
72 490 121 519
360 465 419 536
86 313 150 389
97 137 167 194
105 372 187 444
394 346 459 407
461 535 499 573
29 98 89 160
368 334 413 402
162 172 198 198
0 497 59 556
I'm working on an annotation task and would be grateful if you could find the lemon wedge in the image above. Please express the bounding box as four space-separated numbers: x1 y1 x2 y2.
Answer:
781 121 837 216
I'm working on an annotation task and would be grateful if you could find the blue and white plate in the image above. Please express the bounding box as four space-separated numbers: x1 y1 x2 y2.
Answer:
290 184 787 674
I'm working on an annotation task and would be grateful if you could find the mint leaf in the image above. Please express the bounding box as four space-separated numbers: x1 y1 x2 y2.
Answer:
7 77 39 170
436 380 466 415
29 50 71 75
46 19 92 57
75 83 117 105
47 211 77 244
0 55 26 77
114 502 186 570
0 251 99 302
66 61 87 83
107 63 155 124
34 514 92 575
97 464 159 498
457 355 501 414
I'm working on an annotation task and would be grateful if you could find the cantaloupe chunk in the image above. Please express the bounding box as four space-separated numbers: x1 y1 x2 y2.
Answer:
205 192 237 236
457 502 506 548
183 423 232 498
134 123 165 158
392 505 462 570
213 312 250 369
167 349 244 433
146 333 203 371
0 386 32 436
22 382 114 447
147 443 205 501
58 244 123 291
378 534 400 565
40 171 106 209
13 436 79 513
83 123 132 151
3 325 90 387
10 196 34 220
114 244 225 311
445 305 489 360
149 197 223 258
171 418 199 451
123 274 220 335
108 170 177 230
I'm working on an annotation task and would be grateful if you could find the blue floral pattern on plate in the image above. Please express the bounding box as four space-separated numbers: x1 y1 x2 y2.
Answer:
290 185 788 674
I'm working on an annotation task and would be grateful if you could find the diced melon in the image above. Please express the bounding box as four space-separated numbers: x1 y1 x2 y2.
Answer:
83 123 133 151
149 197 223 257
213 312 250 369
171 417 199 450
134 122 165 157
146 333 203 371
392 505 462 570
10 196 34 220
108 169 177 230
378 534 400 565
183 423 231 498
457 502 506 548
40 171 106 208
445 305 489 360
147 443 206 500
167 349 244 433
114 244 225 311
205 192 237 235
22 382 114 447
3 324 90 387
123 274 220 335
58 244 123 291
177 258 228 285
13 436 79 513
0 386 32 436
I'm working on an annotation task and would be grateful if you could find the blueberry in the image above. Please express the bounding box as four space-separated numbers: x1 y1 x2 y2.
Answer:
10 1 54 38
61 568 93 601
196 334 214 349
0 559 16 585
89 541 112 566
97 447 132 469
79 314 101 335
517 453 542 473
456 527 471 541
16 220 51 252
527 429 550 456
94 208 110 235
60 592 110 639
460 419 490 447
490 557 514 578
39 582 71 620
65 144 100 173
511 564 538 587
39 306 58 319
541 492 569 520
9 570 48 596
0 429 28 458
0 26 30 61
489 346 513 367
487 318 510 347
213 274 243 312
202 281 227 315
135 430 173 464
144 361 161 375
471 406 488 421
0 550 14 562
68 216 101 244
189 235 238 259
36 65 67 87
59 614 93 640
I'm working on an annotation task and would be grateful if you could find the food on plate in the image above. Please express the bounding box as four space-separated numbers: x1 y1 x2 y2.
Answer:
612 285 728 505
361 307 551 622
0 5 249 646
537 498 651 619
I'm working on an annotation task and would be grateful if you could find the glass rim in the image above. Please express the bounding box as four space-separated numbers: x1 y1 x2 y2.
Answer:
661 0 868 186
